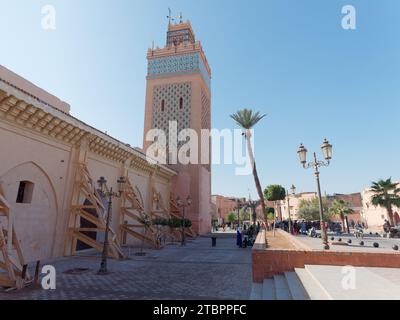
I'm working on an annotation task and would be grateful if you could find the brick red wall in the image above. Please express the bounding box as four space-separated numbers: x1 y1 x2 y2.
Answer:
252 249 400 283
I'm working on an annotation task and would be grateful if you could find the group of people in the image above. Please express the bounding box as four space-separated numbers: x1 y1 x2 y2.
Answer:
264 220 323 235
292 221 321 235
236 222 263 248
268 219 367 237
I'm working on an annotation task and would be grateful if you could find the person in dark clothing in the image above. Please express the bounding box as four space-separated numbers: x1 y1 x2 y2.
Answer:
236 227 243 247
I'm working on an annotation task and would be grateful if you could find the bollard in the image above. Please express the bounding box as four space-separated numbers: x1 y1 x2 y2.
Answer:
212 237 216 247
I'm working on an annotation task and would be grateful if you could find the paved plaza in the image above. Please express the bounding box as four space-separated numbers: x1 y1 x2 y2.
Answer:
0 236 252 300
294 233 400 253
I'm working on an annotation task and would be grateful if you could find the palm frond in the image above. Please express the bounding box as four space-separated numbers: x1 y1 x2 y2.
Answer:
230 108 266 129
370 178 400 213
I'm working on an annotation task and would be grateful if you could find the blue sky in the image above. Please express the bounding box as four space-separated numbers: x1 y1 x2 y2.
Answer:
1 0 399 198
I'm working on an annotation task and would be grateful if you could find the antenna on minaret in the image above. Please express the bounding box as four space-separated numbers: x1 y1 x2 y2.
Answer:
167 8 175 25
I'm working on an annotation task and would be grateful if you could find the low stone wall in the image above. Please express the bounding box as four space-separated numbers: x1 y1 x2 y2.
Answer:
253 230 267 250
252 230 400 283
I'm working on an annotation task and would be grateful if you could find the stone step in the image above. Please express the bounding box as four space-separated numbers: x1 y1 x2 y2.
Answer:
284 271 310 300
295 268 331 300
249 283 262 300
273 274 292 300
262 278 275 300
304 265 400 300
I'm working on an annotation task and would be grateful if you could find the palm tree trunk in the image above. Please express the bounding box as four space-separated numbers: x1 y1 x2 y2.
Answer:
340 213 345 232
245 129 266 221
387 206 395 227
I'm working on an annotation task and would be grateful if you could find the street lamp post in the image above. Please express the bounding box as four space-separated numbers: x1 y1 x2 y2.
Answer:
297 139 333 250
287 184 296 234
176 195 192 246
236 199 242 229
97 176 126 275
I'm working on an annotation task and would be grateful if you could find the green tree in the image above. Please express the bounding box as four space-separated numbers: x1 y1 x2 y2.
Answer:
264 185 286 220
264 207 275 222
167 218 192 228
227 212 237 226
328 199 354 232
370 178 400 227
240 209 250 222
298 198 332 221
230 109 267 220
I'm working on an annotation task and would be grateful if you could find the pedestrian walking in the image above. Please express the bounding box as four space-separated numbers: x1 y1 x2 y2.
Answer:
236 227 243 248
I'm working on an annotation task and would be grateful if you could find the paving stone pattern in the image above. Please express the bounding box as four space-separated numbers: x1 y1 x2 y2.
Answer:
0 236 252 300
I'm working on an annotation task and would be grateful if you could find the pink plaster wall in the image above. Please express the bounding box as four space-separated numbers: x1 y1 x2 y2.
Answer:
0 121 173 260
0 65 70 114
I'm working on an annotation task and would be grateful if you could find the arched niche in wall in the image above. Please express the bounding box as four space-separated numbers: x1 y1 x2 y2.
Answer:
0 161 58 262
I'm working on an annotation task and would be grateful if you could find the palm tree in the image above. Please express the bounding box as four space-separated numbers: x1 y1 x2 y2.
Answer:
370 178 400 227
231 109 266 220
328 200 354 232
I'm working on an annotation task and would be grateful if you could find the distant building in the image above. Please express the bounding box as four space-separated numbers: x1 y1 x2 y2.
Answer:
256 199 283 220
326 193 363 224
211 195 246 224
361 186 400 232
280 192 317 221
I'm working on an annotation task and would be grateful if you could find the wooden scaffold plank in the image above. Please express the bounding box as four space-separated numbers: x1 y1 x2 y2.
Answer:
0 186 32 289
64 162 125 259
119 177 160 248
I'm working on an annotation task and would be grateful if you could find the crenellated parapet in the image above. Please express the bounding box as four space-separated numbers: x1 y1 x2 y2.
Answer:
147 21 211 91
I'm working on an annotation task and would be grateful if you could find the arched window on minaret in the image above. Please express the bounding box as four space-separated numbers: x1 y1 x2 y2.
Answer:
179 97 183 110
161 99 165 112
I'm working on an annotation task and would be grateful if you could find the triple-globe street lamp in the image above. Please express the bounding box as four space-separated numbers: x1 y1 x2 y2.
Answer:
297 138 333 250
97 176 126 275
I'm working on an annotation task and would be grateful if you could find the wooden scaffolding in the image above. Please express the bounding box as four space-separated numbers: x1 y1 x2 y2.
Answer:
169 194 197 238
119 177 199 248
65 162 124 259
119 177 160 248
151 188 182 242
0 186 31 289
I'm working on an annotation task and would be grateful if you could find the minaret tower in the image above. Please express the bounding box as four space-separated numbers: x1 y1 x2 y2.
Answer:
143 17 212 234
